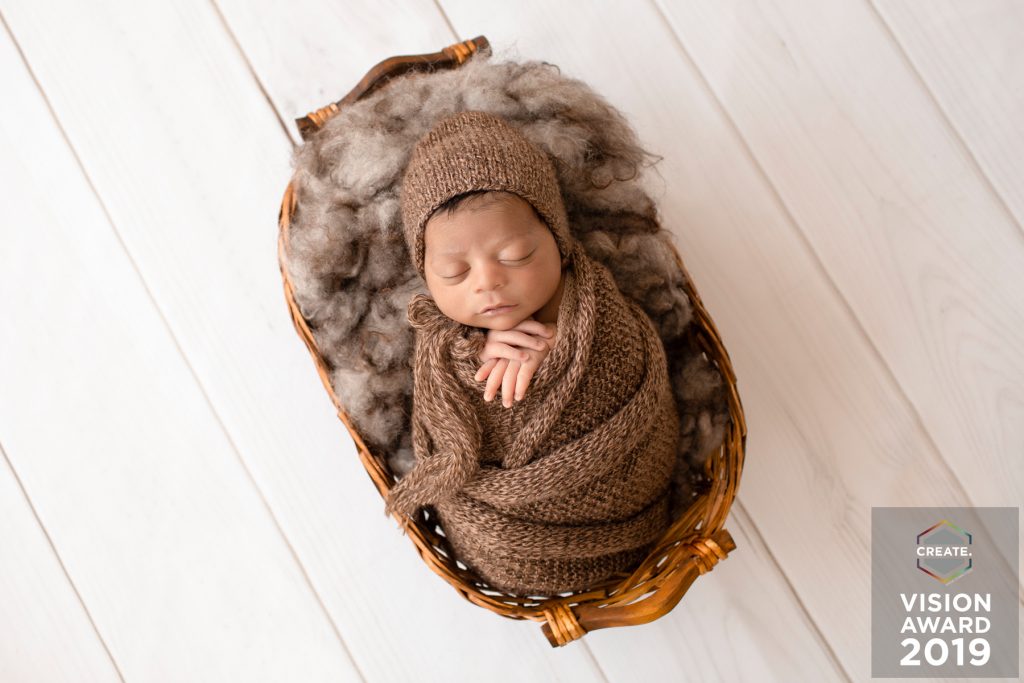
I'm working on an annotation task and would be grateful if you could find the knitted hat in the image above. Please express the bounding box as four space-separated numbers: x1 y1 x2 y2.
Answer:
400 110 573 279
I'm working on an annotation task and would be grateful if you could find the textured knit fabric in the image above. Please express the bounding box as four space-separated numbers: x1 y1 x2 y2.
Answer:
383 239 680 596
399 110 574 279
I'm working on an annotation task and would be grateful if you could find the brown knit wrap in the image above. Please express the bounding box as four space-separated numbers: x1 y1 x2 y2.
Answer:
384 239 680 596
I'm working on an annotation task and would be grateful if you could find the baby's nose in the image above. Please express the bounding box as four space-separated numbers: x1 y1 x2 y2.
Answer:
472 264 506 291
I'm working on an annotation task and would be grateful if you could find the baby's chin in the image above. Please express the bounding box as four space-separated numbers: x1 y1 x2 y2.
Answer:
430 296 537 328
463 309 536 330
479 318 527 330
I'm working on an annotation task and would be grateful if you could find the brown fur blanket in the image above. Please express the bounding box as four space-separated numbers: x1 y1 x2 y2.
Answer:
384 239 679 596
284 53 731 515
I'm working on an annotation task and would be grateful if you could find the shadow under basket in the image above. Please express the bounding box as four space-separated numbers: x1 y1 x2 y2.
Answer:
277 36 748 647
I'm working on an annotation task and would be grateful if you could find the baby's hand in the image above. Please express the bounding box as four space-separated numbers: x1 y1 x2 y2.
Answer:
475 318 556 408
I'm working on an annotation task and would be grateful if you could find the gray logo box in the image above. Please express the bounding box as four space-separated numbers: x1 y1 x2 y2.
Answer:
872 507 1018 677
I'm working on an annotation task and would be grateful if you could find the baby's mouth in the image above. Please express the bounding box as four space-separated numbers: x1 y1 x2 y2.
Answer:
480 303 516 315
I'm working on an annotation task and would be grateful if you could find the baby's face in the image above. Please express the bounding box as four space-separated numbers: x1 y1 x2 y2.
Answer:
423 192 563 330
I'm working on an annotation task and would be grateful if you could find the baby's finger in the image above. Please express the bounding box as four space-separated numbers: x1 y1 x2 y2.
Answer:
486 340 533 363
501 360 520 408
490 329 548 352
474 357 498 383
514 362 538 401
484 358 509 402
512 319 554 338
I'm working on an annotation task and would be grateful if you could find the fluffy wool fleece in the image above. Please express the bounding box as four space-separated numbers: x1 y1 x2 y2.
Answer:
285 49 731 519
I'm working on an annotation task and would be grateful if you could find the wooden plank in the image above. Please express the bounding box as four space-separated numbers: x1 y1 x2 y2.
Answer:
0 447 122 682
212 0 453 144
585 504 848 681
874 0 1024 229
1 0 610 678
652 0 1023 559
0 19 359 682
432 0 1020 680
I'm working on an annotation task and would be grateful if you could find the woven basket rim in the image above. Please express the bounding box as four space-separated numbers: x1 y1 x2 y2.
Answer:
276 36 747 646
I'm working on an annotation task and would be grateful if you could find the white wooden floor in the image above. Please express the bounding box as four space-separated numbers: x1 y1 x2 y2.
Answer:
1 1 1021 681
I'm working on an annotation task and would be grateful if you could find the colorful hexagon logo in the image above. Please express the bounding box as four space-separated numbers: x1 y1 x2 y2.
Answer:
916 519 972 584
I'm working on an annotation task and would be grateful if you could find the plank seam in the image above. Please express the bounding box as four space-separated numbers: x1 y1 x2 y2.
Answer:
0 7 365 678
648 0 1024 616
208 0 296 146
0 439 126 682
867 0 1024 242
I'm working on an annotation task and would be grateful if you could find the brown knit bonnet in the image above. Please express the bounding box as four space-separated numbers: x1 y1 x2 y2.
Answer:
400 110 573 279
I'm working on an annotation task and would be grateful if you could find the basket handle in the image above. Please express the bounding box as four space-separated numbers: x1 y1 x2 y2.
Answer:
295 36 492 140
541 528 736 647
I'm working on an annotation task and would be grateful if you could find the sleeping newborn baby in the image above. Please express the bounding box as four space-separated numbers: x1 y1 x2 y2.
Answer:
384 110 680 596
419 188 563 407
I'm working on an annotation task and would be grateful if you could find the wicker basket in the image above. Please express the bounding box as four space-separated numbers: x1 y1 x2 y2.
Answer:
277 36 747 647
